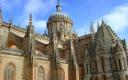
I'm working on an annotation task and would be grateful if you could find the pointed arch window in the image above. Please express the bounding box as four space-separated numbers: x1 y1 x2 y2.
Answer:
4 63 16 80
103 75 106 80
37 66 45 80
118 59 122 70
101 57 105 72
59 68 65 80
95 76 98 80
126 75 128 80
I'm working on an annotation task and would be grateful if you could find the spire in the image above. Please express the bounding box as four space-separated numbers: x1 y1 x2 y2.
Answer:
97 22 100 27
9 18 13 24
0 6 2 24
101 19 106 26
29 13 32 25
90 22 95 34
9 17 13 28
25 13 34 37
56 0 62 12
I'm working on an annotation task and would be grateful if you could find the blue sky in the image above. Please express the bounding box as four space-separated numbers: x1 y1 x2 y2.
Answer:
1 0 128 41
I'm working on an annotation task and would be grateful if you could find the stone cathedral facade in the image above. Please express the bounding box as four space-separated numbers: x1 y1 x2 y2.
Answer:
0 1 128 80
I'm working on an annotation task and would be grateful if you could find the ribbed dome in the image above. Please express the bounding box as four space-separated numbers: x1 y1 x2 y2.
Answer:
48 12 72 22
48 1 72 23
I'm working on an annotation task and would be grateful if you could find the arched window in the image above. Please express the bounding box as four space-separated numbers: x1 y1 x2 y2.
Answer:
126 75 128 80
117 75 121 80
86 64 89 73
58 68 65 80
37 66 45 80
102 75 107 80
118 59 122 70
4 63 16 80
95 76 98 80
101 57 105 72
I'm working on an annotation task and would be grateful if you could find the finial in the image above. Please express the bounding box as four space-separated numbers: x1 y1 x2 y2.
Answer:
73 29 76 34
43 30 47 36
9 18 13 24
29 13 32 25
9 18 13 29
101 18 105 24
56 0 62 12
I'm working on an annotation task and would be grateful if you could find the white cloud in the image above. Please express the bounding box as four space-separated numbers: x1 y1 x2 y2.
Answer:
1 0 56 33
24 0 56 15
76 24 90 36
19 16 47 33
17 0 56 33
77 4 128 37
77 22 99 36
103 4 128 32
1 0 22 10
34 20 47 33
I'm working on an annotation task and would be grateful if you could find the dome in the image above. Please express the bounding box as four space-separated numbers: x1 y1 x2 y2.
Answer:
48 2 72 23
48 12 72 22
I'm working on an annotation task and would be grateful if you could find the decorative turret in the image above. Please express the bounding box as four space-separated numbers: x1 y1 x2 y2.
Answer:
24 14 35 54
25 14 34 37
29 13 32 26
23 14 36 80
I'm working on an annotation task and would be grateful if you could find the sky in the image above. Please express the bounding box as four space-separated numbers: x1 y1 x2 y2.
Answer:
1 0 128 41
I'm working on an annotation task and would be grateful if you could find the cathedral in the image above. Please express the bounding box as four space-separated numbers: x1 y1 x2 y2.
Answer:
0 1 128 80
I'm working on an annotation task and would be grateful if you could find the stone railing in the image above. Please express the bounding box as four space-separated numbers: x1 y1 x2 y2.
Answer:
35 33 49 40
1 48 24 54
35 51 49 59
3 22 26 32
2 22 49 40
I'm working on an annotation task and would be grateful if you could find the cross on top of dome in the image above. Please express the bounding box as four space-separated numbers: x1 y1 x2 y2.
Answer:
56 0 62 12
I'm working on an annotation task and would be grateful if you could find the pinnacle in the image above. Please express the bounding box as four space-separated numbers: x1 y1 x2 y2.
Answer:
29 13 32 25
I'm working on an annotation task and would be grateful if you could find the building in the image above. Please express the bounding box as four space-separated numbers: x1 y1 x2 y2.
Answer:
0 1 128 80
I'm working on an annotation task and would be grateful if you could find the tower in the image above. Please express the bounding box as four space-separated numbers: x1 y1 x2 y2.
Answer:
47 1 79 80
23 14 36 80
24 14 35 53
